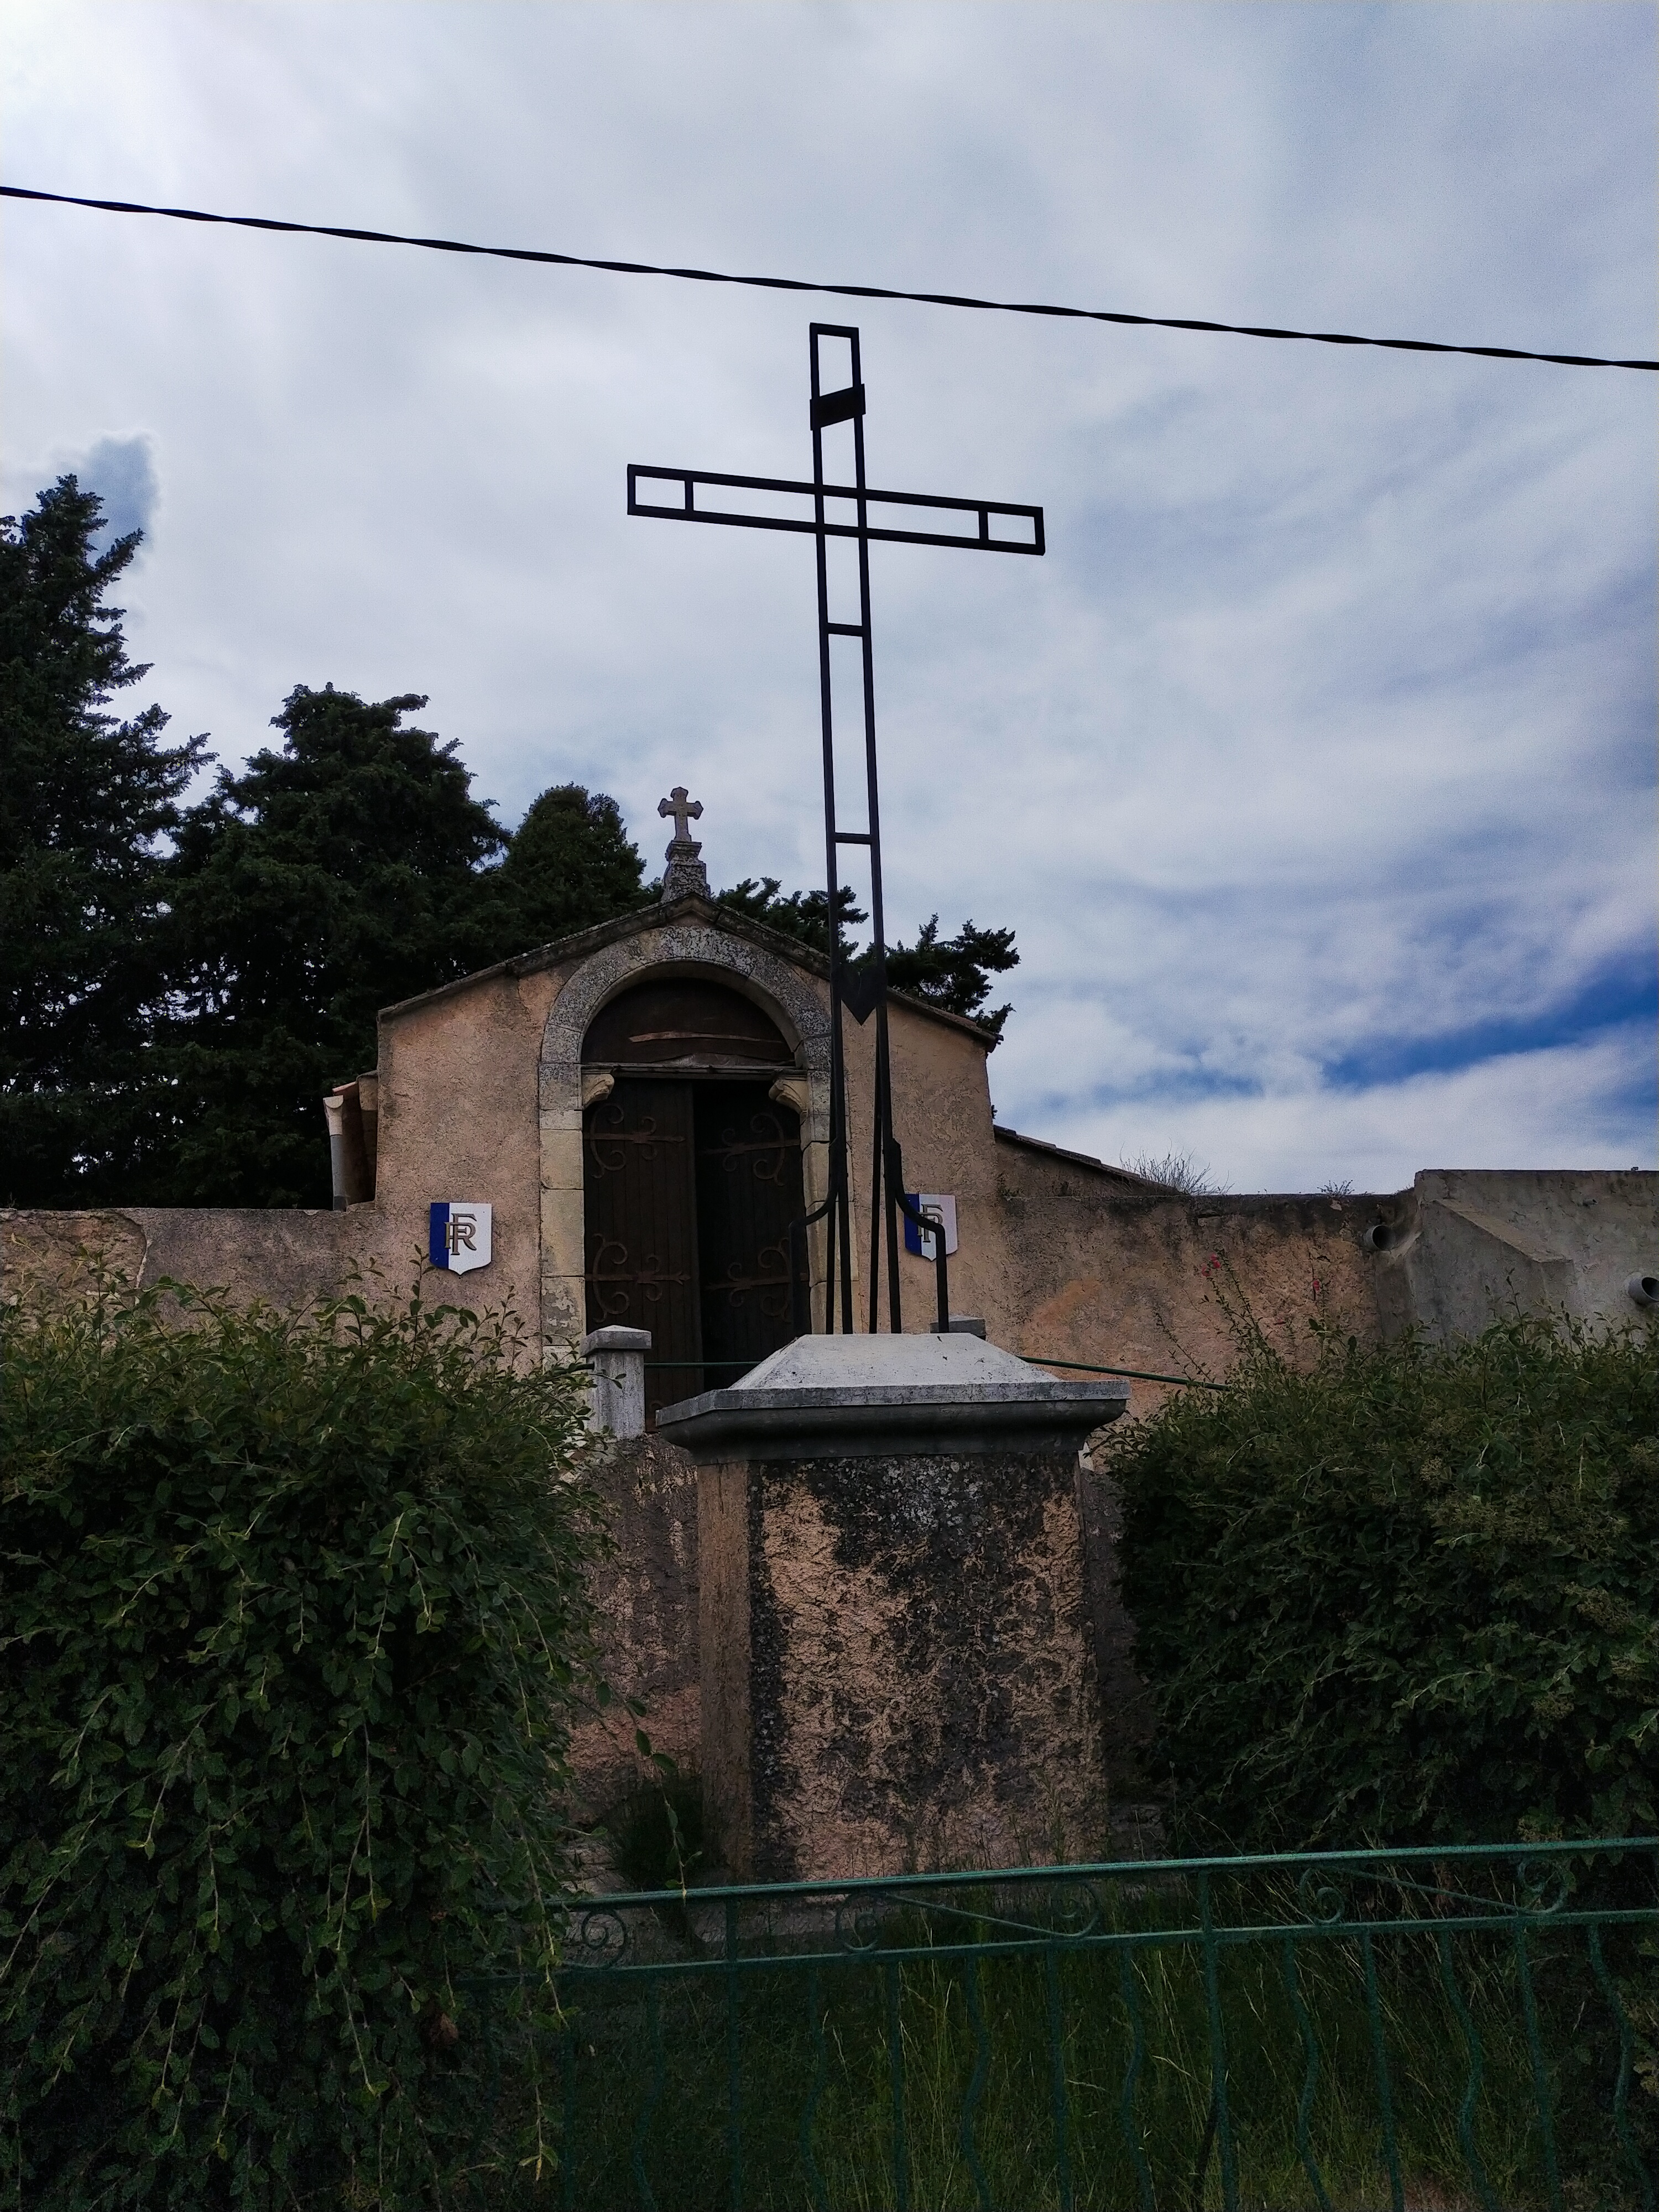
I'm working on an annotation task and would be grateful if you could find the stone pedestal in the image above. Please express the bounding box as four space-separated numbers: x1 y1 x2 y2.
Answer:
584 1326 651 1438
656 1335 1129 1881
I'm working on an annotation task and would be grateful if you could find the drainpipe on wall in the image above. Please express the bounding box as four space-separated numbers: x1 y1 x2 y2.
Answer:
322 1082 374 1208
322 1092 349 1212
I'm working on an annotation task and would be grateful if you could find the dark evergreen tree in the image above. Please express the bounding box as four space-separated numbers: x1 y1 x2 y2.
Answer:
885 915 1019 1040
491 784 649 950
158 686 505 1206
713 876 865 951
0 477 205 1203
714 879 1018 1041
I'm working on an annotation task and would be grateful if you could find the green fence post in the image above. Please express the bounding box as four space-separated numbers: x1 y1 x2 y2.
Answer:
1512 1922 1563 2212
799 1965 830 2212
1359 1928 1405 2212
1116 1945 1156 2212
1280 1937 1334 2212
886 1957 910 2212
561 2021 578 2212
1045 1944 1076 2212
1197 1870 1238 2211
631 1977 665 2212
725 1894 743 2212
959 1954 994 2212
1436 1925 1498 2212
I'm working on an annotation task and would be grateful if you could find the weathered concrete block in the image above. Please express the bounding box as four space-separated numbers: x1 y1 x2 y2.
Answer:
662 1333 1128 1881
697 1447 1110 1880
567 1432 700 1820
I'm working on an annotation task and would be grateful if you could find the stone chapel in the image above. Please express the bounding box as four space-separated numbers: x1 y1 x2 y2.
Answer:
6 791 1652 1391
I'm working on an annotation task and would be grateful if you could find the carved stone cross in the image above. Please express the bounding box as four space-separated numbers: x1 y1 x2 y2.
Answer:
658 786 703 843
657 785 709 904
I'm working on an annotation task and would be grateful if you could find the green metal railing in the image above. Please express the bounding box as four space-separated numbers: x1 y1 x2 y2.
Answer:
457 1838 1657 2211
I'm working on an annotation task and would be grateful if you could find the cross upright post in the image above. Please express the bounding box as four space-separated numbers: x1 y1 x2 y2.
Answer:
628 326 1043 1334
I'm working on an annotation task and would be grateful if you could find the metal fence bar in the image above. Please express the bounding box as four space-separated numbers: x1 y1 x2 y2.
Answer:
1512 1921 1563 2212
724 1894 743 2212
1281 1935 1334 2212
958 1954 993 2211
1196 1869 1238 2211
1115 1947 1156 2212
632 1978 665 2211
551 1832 1652 1912
800 1966 830 2212
560 2025 578 2212
885 1956 910 2212
1044 1944 1075 2212
1436 1924 1498 2212
1358 1926 1406 2212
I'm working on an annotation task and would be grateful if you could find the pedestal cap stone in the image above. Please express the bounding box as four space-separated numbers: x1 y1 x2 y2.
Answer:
655 1331 1128 1459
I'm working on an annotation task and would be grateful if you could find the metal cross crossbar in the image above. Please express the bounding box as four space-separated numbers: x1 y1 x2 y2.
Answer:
628 324 1044 1336
627 467 1044 556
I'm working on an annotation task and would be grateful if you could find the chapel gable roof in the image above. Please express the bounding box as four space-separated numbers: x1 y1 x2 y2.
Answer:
378 894 1000 1047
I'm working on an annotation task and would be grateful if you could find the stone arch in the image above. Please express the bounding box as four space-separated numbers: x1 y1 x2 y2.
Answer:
537 921 833 1352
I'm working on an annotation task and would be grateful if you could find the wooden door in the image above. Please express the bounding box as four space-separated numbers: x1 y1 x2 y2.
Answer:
694 1082 806 1379
583 1080 700 1417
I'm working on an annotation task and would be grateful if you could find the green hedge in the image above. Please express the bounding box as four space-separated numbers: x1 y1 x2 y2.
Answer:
1 1277 606 2208
1107 1310 1659 1851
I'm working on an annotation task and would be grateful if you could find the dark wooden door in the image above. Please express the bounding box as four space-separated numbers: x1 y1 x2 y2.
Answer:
583 1081 700 1416
583 1076 806 1422
693 1083 806 1379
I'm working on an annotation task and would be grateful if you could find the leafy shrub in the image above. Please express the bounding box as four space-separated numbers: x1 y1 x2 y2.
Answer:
1 1276 607 2208
1107 1309 1659 1850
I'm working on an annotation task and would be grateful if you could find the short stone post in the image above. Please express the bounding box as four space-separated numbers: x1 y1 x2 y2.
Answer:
583 1326 651 1438
656 1334 1129 1881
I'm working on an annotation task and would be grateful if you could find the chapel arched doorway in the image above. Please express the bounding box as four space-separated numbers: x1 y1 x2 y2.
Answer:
581 978 807 1421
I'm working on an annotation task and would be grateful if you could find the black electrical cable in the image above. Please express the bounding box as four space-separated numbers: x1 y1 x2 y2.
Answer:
3 183 1653 373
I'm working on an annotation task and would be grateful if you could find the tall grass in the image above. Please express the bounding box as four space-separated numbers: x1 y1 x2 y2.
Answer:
459 1876 1647 2210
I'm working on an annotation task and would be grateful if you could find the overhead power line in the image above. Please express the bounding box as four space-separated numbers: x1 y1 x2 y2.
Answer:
3 182 1654 374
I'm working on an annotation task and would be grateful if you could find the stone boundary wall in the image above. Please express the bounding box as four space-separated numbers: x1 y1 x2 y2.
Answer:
0 1206 363 1314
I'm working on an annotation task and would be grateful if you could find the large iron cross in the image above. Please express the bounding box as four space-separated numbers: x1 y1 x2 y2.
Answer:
628 323 1044 1337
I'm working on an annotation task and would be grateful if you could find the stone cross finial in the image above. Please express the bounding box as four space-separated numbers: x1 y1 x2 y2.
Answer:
658 786 703 842
658 784 710 903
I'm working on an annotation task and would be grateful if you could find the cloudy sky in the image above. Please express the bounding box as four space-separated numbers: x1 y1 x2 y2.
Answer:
4 1 1654 1192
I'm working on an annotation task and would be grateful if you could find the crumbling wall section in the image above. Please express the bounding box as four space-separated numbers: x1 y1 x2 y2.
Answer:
567 1432 700 1821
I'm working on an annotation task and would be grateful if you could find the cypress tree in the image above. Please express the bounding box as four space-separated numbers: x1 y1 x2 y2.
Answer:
158 686 505 1206
491 783 649 950
0 477 205 1203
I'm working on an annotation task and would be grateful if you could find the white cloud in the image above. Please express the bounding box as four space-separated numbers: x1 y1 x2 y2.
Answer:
1045 1025 1656 1196
1 0 1652 1187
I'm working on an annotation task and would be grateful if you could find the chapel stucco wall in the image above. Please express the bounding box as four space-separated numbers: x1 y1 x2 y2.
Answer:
836 996 1005 1330
371 962 561 1340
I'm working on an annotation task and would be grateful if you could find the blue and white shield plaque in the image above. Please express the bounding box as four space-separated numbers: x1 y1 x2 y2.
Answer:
429 1201 492 1275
